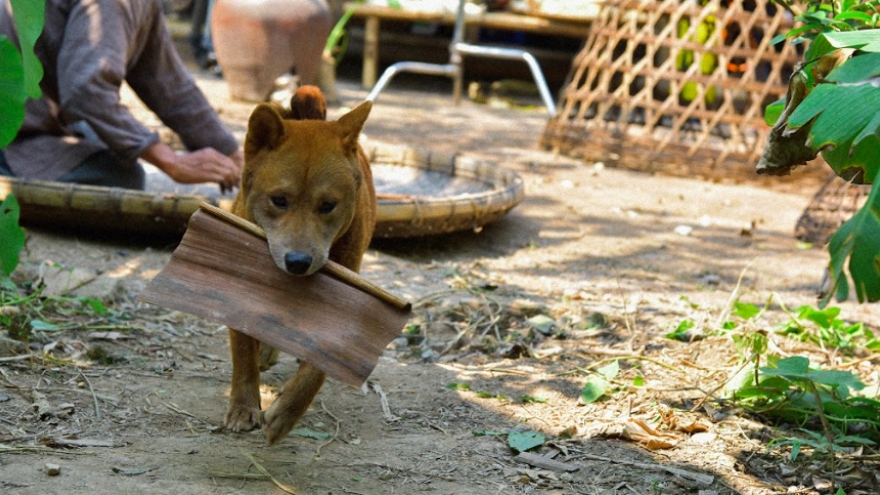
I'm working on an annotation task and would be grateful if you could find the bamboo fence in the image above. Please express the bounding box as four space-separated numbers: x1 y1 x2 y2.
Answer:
541 0 817 182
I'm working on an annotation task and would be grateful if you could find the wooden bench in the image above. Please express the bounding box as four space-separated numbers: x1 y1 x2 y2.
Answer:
347 3 593 87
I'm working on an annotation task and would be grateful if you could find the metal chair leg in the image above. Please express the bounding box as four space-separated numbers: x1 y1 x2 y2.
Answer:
366 61 459 102
453 42 557 116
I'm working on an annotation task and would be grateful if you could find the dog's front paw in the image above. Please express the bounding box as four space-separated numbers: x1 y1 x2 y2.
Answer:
261 401 298 445
225 400 261 433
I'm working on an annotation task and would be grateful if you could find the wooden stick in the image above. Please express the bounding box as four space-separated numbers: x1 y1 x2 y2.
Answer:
198 203 411 311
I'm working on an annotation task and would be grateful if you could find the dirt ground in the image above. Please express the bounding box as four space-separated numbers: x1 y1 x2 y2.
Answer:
2 46 880 495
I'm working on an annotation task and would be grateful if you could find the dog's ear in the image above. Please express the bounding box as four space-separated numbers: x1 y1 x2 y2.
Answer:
245 104 286 158
336 100 372 149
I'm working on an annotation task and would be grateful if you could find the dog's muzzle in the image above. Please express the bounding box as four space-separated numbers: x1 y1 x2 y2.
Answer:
284 252 313 275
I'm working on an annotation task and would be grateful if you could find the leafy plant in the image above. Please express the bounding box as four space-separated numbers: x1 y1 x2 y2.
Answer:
775 303 880 349
323 0 401 66
732 355 880 447
759 1 880 305
0 0 45 146
0 193 25 283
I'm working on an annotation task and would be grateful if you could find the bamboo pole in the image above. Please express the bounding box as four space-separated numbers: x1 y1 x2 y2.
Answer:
198 203 411 311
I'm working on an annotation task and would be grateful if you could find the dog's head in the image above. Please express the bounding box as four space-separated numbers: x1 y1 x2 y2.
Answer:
239 100 372 276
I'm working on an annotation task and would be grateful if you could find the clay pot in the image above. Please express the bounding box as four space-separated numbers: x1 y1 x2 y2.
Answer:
211 0 332 102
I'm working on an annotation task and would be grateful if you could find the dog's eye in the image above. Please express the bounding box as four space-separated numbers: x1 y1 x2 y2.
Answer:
270 195 289 209
318 200 337 214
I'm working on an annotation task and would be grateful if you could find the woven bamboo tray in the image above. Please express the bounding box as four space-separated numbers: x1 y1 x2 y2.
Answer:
0 142 524 239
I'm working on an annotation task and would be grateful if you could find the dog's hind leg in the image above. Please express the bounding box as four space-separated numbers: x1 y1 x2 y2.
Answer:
258 344 280 371
261 361 326 445
225 329 263 432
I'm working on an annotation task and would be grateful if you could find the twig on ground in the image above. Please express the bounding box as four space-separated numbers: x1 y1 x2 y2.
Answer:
369 382 396 421
78 370 101 421
315 400 341 457
241 450 297 494
0 355 32 363
576 452 714 485
206 471 269 480
712 262 753 331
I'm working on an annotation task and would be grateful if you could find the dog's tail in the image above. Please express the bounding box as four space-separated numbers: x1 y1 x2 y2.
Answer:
289 85 327 121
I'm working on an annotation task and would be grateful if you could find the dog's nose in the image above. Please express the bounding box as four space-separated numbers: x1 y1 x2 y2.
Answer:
284 252 313 275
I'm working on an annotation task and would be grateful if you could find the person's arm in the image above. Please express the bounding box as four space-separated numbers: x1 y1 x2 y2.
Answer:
141 142 242 192
55 0 241 187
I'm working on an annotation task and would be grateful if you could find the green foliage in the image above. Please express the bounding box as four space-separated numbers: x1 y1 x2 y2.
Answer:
0 0 45 147
732 355 879 444
521 395 548 404
0 194 25 280
775 303 880 349
507 430 545 452
666 318 696 340
324 0 401 65
760 2 880 304
705 296 880 450
580 360 619 404
0 39 25 147
705 297 879 352
671 296 880 450
822 183 880 305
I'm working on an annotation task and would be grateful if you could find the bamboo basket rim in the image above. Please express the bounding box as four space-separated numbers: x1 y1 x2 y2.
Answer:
0 141 524 239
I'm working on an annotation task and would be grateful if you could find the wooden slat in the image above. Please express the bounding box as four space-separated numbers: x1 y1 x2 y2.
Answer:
139 209 411 387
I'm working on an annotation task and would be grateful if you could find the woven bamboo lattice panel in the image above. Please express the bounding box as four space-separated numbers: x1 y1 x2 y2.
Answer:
795 174 872 246
541 0 812 181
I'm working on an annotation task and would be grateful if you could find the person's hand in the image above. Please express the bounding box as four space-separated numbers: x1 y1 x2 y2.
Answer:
143 142 243 192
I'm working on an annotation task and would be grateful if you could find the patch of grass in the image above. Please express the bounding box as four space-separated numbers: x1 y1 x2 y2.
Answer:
1 196 131 351
669 295 880 463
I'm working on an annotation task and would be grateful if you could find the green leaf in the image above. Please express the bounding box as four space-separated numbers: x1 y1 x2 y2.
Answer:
821 182 880 305
732 301 761 320
81 297 110 316
9 0 45 99
445 382 471 391
833 10 875 26
797 305 840 330
788 82 880 151
826 52 880 83
806 29 880 62
666 318 695 340
790 439 801 461
507 430 544 452
521 395 547 404
597 360 620 380
0 37 26 148
30 319 60 331
0 194 25 277
763 97 785 126
580 376 608 404
759 356 809 382
760 356 866 396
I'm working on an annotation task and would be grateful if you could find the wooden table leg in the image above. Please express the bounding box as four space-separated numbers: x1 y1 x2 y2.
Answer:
363 16 380 88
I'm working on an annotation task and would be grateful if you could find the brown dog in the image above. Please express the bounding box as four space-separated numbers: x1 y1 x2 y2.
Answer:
225 86 376 444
